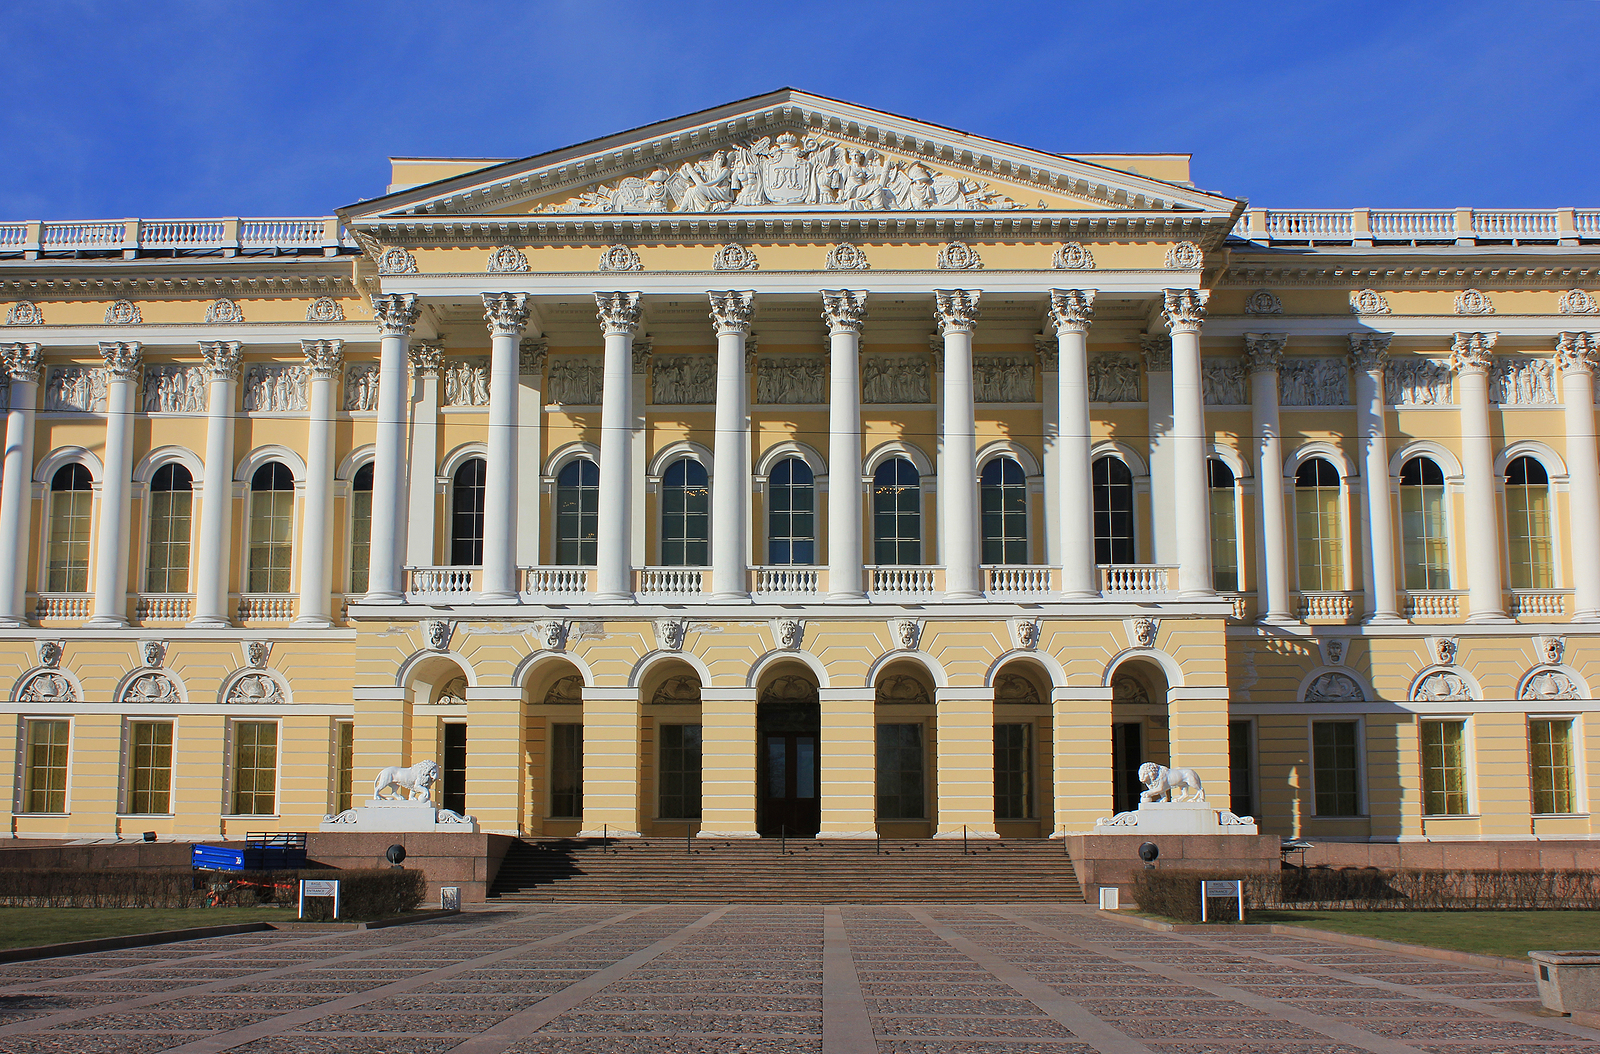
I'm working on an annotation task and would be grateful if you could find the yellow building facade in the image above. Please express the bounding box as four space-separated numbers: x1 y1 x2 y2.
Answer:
4 90 1599 852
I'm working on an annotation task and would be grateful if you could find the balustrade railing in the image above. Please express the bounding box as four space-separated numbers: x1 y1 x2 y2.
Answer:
139 220 227 249
983 565 1054 595
1234 208 1594 246
136 594 193 621
406 566 477 596
1298 591 1355 621
1264 210 1353 240
0 224 27 248
1577 211 1600 237
639 567 706 596
41 221 124 249
755 566 821 595
523 567 589 595
1098 564 1173 595
0 217 349 257
1509 589 1570 618
870 566 938 596
238 594 295 621
1404 591 1464 619
35 594 91 620
1220 592 1253 620
1369 210 1455 240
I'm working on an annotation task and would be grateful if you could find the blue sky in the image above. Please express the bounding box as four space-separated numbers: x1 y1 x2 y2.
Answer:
3 0 1596 219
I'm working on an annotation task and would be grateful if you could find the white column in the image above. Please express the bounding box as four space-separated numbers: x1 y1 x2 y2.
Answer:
1143 335 1176 563
823 291 867 602
294 340 342 627
709 290 754 601
595 292 641 601
1452 331 1510 622
0 343 41 626
1350 333 1402 623
190 341 243 627
365 294 418 603
1163 290 1214 597
517 338 547 569
1049 289 1096 597
935 290 982 599
481 293 529 602
1037 335 1059 566
1245 334 1293 622
87 341 141 627
1558 332 1600 621
405 342 443 567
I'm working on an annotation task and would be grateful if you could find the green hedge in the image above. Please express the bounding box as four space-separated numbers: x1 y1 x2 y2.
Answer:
0 867 425 918
1131 870 1274 923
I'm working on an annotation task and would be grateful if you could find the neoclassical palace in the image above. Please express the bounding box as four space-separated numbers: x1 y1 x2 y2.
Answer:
4 89 1599 849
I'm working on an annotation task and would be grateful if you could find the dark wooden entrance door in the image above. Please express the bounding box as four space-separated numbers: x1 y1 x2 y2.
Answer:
442 722 467 815
760 731 819 837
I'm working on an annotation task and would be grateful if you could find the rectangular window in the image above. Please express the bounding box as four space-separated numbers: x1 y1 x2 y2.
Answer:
1531 718 1577 815
657 723 703 819
1421 719 1470 816
128 721 173 815
1210 483 1239 592
1228 719 1254 819
248 491 295 594
1312 721 1361 816
335 721 354 814
48 490 93 593
145 489 192 593
349 488 373 594
23 719 70 813
1401 483 1451 590
550 723 583 818
1507 486 1554 589
876 723 925 820
1296 487 1346 591
231 721 278 815
1112 721 1143 815
994 723 1032 820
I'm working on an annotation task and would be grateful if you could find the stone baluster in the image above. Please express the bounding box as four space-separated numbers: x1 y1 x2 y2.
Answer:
481 293 530 602
1245 334 1293 622
709 290 754 601
1558 332 1600 621
294 340 342 626
0 342 42 626
365 294 418 603
823 291 868 602
86 341 141 627
1049 289 1097 597
1163 289 1214 596
595 292 642 601
936 289 982 599
190 341 243 627
1451 331 1510 622
1350 332 1403 623
405 342 443 567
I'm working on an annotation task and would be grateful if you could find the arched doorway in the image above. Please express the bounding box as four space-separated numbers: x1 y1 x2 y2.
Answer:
992 660 1052 837
873 659 936 838
757 667 820 837
524 660 585 836
1110 659 1171 814
405 656 470 816
641 663 703 836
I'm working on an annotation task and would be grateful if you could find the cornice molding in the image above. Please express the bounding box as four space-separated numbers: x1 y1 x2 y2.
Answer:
0 273 357 297
1221 264 1600 289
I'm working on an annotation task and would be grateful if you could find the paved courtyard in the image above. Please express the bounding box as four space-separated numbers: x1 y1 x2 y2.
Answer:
0 904 1595 1053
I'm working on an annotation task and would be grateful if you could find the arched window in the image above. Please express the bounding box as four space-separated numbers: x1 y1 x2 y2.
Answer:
145 463 193 593
872 458 921 565
1400 456 1450 590
1295 457 1345 591
1506 456 1553 589
247 463 295 594
661 458 709 566
47 464 93 593
555 458 599 566
980 456 1028 564
1208 459 1239 592
1091 456 1134 564
348 463 374 593
450 458 486 566
767 458 815 565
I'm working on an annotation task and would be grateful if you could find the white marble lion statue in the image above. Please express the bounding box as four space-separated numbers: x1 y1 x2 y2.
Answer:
373 760 441 805
1138 762 1206 803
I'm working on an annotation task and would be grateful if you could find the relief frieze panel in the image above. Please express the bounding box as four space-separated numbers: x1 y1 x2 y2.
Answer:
547 355 603 406
652 354 717 405
344 363 380 411
143 365 209 413
1385 358 1454 406
973 355 1034 402
1201 356 1247 405
756 356 825 405
1490 356 1558 405
243 364 308 412
1087 355 1140 403
443 356 491 407
1278 357 1349 406
44 366 106 412
862 354 930 404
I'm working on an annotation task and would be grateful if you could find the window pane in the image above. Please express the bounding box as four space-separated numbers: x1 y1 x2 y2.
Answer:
232 722 278 815
349 464 374 594
876 723 925 819
48 466 93 594
980 458 1028 565
145 465 193 593
1312 721 1360 816
550 723 583 818
872 460 921 565
1421 720 1469 816
1400 458 1451 591
1209 460 1238 591
24 720 70 813
994 723 1032 820
767 458 816 566
129 722 173 814
451 459 487 566
1228 719 1254 819
336 722 354 814
658 724 703 819
1296 460 1345 591
1531 719 1576 815
1092 457 1134 564
555 458 599 566
1506 458 1553 589
662 459 710 566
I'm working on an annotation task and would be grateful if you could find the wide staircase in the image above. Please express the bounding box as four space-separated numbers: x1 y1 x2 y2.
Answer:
489 837 1084 902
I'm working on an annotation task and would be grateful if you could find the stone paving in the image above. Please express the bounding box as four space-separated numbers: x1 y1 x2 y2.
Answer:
0 904 1595 1053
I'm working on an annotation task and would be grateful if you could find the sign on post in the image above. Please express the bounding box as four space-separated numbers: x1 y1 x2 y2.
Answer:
1200 879 1244 923
298 878 341 920
441 886 461 911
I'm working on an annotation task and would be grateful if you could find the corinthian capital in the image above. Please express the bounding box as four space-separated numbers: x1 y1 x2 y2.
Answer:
1048 288 1096 333
1557 332 1600 374
98 341 142 382
1161 288 1209 332
3 343 42 384
409 341 444 377
482 292 530 337
301 339 345 378
199 340 244 383
708 290 754 335
595 292 642 335
1347 332 1393 372
1450 331 1498 373
934 289 981 335
821 290 868 334
372 293 419 336
1242 333 1286 374
1141 335 1173 372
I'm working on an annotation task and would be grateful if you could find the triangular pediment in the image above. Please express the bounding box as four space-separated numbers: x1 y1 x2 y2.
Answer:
342 89 1239 225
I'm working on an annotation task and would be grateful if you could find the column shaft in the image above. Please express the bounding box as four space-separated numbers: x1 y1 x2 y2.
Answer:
88 342 141 627
709 291 753 600
366 294 418 603
0 344 41 626
517 339 547 568
1143 337 1176 563
1352 334 1401 622
1452 332 1508 621
1165 291 1214 597
1559 333 1600 620
1050 291 1096 596
595 293 641 601
824 292 867 601
481 293 529 602
936 290 981 599
191 342 242 626
295 341 341 626
405 344 443 567
1245 335 1293 622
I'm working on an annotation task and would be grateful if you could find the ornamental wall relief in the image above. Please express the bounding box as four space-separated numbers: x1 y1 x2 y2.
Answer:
1520 667 1584 701
16 670 76 703
756 356 825 404
973 355 1034 402
306 297 345 322
1052 243 1094 269
652 354 717 405
344 364 380 411
142 365 209 413
547 355 603 405
44 367 107 412
224 671 286 704
1350 289 1391 315
1303 671 1364 702
1244 290 1283 315
1385 359 1454 405
825 243 869 270
1201 356 1247 405
1411 668 1475 702
1087 355 1140 402
1279 357 1349 406
243 365 308 412
6 301 44 325
1489 356 1557 405
120 670 182 704
862 354 929 404
205 298 245 324
598 245 642 272
538 134 1024 214
443 357 491 407
1559 289 1598 315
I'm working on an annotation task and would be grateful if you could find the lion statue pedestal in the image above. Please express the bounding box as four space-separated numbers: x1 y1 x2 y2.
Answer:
320 759 478 833
1093 763 1257 834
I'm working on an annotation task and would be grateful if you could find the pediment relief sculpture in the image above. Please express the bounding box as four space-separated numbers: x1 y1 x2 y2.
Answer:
1521 667 1583 701
535 133 1027 215
1304 671 1364 702
1412 669 1474 702
122 671 181 704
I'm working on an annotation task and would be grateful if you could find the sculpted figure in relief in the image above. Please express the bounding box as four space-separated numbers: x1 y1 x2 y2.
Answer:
44 367 107 412
18 671 75 702
1385 359 1454 405
756 357 825 404
443 357 491 407
1522 669 1581 700
1413 670 1474 702
1087 355 1140 402
547 356 603 405
1201 357 1247 405
973 356 1034 402
143 365 208 413
243 365 308 412
1304 671 1364 702
862 355 930 404
1279 357 1348 406
1489 357 1557 405
652 355 717 405
344 364 380 411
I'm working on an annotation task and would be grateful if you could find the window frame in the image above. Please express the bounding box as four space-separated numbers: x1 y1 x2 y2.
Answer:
1207 456 1243 592
871 457 924 566
549 721 583 819
449 457 488 567
19 717 72 815
980 456 1030 566
656 722 704 821
1292 454 1350 593
1529 714 1584 817
1308 717 1366 818
875 721 928 820
1091 455 1136 565
245 462 297 595
141 462 196 596
333 719 355 815
45 463 95 595
227 718 281 818
1397 455 1454 592
1419 716 1475 818
993 721 1034 820
123 719 175 816
553 456 600 567
346 461 375 594
1503 455 1557 591
765 456 817 566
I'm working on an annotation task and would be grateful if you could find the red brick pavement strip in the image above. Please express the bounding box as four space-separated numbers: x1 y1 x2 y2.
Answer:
822 905 876 1053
